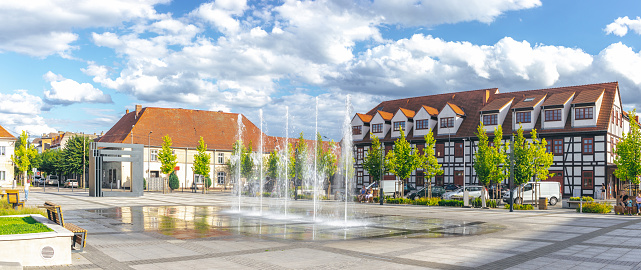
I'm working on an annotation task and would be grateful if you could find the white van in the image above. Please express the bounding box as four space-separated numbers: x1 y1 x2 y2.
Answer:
502 181 561 206
46 175 59 185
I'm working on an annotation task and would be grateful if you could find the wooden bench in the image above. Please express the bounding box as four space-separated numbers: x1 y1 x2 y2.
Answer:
5 189 24 210
39 201 87 253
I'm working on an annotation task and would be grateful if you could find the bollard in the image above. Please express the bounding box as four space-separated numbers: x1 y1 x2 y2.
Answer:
580 197 583 213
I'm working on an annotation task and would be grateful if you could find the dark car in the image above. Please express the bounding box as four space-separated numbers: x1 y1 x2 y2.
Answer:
403 184 416 196
444 184 460 191
408 186 446 200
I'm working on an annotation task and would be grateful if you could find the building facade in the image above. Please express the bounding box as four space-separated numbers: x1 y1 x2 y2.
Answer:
0 124 16 186
352 82 630 198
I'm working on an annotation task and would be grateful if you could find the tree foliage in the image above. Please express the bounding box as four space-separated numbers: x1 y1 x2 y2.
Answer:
615 110 641 184
474 124 510 187
193 137 211 183
266 149 279 180
11 131 38 184
316 133 337 183
158 135 177 175
241 141 254 179
61 135 91 176
489 125 510 187
385 128 420 195
38 150 62 177
418 128 443 184
168 171 179 190
290 132 307 183
363 133 384 185
511 125 553 186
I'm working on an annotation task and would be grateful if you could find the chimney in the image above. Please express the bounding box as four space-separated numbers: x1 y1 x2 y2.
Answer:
135 105 142 119
126 109 129 114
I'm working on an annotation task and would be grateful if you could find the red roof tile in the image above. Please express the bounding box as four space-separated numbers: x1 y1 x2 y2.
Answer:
356 113 373 123
377 110 394 121
0 124 15 139
446 103 465 116
421 105 439 116
572 88 605 105
480 98 514 112
398 108 416 118
512 94 546 109
541 91 575 107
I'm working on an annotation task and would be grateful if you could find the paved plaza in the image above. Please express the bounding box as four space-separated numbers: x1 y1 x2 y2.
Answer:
22 189 641 270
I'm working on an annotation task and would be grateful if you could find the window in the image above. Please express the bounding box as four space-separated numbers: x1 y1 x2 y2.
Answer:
515 111 531 123
217 171 226 185
435 176 444 186
393 121 405 131
523 97 535 102
415 119 429 130
357 171 363 185
488 141 495 148
218 153 224 164
0 146 4 156
545 109 562 122
582 171 593 190
0 171 4 181
620 112 623 127
372 124 383 133
357 147 363 160
150 149 158 161
546 143 552 153
482 114 498 125
575 107 593 120
440 117 454 128
455 142 463 157
436 144 444 158
612 109 615 124
582 137 594 154
416 144 424 155
553 139 563 155
352 125 362 135
416 170 424 186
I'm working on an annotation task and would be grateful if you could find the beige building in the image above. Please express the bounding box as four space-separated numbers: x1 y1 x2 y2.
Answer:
0 124 16 186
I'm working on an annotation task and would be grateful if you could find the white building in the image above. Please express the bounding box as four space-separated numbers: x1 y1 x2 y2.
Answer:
0 124 16 186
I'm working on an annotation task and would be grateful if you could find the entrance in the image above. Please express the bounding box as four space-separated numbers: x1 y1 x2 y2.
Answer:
454 170 463 186
546 170 564 196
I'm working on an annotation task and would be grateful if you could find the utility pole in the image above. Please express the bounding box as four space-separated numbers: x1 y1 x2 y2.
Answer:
82 132 85 189
380 142 384 205
509 134 514 212
148 131 152 191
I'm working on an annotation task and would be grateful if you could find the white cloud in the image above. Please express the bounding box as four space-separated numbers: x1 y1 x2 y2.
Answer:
43 71 112 104
605 16 641 37
0 90 56 135
192 0 248 34
0 0 169 57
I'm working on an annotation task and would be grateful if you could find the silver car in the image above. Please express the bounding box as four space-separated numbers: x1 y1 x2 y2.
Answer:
443 186 488 200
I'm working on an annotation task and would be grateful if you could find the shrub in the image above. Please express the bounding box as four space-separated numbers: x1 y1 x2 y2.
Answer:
262 192 271 197
569 196 594 202
168 172 179 190
205 176 212 188
0 201 46 216
578 202 613 214
438 200 463 207
143 178 147 190
504 204 534 210
414 197 440 206
386 198 413 204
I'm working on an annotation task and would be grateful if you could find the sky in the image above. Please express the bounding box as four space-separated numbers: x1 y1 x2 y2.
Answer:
1 0 641 141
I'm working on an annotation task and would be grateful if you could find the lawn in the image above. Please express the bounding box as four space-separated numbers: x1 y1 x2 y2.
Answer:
0 216 52 235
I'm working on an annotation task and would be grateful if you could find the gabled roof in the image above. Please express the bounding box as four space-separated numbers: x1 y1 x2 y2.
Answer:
480 97 514 112
446 102 465 116
421 105 439 116
572 89 605 105
398 108 416 119
0 124 15 139
542 91 575 107
376 110 394 121
512 94 546 109
356 113 373 123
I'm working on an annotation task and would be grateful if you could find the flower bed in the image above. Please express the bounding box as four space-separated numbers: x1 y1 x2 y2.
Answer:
577 202 612 214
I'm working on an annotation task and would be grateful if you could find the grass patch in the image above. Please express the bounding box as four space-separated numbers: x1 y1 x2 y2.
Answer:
0 200 46 216
0 216 52 235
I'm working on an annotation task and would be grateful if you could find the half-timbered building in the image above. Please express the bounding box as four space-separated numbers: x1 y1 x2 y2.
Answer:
351 82 631 198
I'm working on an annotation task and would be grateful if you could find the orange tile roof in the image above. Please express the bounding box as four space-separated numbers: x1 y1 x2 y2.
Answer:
398 108 416 118
421 105 439 116
356 113 373 123
542 91 575 107
572 88 605 104
0 124 15 139
512 94 546 109
377 110 394 121
480 97 514 112
446 102 465 116
98 107 325 152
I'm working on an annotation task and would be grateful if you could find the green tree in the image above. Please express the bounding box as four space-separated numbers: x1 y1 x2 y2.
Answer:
266 149 279 180
384 128 420 197
291 133 307 188
168 171 179 190
158 135 178 177
488 125 510 199
241 141 254 180
11 131 37 185
615 110 641 185
418 129 443 198
193 137 211 187
38 150 62 177
363 133 384 193
511 125 553 203
61 135 92 187
316 133 337 189
474 123 493 188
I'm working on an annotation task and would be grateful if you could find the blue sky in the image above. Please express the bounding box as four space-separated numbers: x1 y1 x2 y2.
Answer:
1 0 641 141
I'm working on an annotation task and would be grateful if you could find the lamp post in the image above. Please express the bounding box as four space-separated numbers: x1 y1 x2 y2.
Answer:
462 137 469 206
509 134 515 212
82 132 85 190
148 131 152 191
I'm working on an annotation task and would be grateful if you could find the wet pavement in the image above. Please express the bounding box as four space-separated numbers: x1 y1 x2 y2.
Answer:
20 190 641 269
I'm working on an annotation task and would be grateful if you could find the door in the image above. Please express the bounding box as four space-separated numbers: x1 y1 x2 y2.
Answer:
547 171 564 196
454 170 464 186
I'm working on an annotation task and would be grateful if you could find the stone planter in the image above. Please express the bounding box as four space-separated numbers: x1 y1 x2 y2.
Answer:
0 214 73 267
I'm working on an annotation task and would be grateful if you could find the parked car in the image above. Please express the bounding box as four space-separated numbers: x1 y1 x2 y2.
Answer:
34 176 44 186
488 183 509 199
502 181 561 205
64 179 78 188
403 183 416 196
408 186 446 200
443 185 488 200
444 184 460 191
46 175 59 185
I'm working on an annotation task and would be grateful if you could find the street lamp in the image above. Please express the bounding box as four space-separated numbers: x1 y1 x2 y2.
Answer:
148 131 152 191
462 137 468 206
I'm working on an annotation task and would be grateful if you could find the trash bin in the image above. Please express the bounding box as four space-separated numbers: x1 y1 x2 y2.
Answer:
539 197 548 210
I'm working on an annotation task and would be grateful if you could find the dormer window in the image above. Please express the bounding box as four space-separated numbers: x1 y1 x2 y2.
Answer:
515 112 531 123
482 114 497 125
523 97 535 102
545 109 561 121
415 119 429 130
372 124 383 133
393 121 405 131
575 107 593 120
352 125 362 135
440 117 454 128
